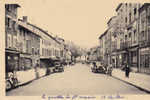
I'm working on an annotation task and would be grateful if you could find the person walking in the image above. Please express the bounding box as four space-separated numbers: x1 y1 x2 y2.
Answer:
35 61 40 79
107 63 113 76
125 63 130 78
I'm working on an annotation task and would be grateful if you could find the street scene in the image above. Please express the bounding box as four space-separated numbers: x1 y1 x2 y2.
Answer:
6 63 146 96
5 0 150 96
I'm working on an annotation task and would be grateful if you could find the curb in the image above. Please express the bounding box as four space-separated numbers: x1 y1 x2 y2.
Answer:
112 76 150 94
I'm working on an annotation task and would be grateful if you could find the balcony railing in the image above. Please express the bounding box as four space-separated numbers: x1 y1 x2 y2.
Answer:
120 41 131 50
111 41 117 52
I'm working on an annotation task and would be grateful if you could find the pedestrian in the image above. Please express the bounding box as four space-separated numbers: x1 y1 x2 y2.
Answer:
107 63 113 76
35 61 40 79
125 63 130 78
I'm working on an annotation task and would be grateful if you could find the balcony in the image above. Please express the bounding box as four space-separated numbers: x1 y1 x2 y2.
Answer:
16 42 23 52
120 41 131 50
111 41 117 52
139 33 150 47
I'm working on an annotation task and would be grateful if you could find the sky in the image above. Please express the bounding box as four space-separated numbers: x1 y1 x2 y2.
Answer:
16 0 119 48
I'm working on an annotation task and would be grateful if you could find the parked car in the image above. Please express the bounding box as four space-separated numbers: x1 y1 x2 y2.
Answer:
45 66 55 75
70 61 75 65
6 72 18 91
53 61 64 72
91 62 106 73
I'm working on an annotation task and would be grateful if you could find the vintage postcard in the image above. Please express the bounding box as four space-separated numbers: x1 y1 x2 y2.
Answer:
1 0 150 100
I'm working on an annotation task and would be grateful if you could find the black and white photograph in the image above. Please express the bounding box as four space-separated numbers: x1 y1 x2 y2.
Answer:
3 0 150 98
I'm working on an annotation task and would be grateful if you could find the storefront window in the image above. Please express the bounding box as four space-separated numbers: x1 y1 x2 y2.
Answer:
32 48 34 55
14 56 18 60
145 55 149 68
140 55 145 67
140 47 150 69
8 56 11 60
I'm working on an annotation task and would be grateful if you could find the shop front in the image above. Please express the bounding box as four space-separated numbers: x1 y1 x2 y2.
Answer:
139 47 150 74
19 54 32 71
116 50 128 68
128 47 138 72
111 52 118 68
5 49 20 90
5 49 20 73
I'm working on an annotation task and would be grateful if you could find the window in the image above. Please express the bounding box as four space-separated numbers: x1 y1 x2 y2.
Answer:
12 21 15 31
129 32 131 38
129 12 131 23
7 18 11 28
142 31 145 37
14 56 18 60
133 30 136 42
148 16 150 26
125 17 127 23
8 5 11 12
42 48 44 56
145 55 149 68
32 48 34 55
13 36 17 48
125 35 127 40
134 8 137 15
50 50 52 56
8 56 11 60
7 34 11 47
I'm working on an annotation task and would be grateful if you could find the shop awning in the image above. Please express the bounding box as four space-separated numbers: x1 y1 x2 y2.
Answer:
5 49 20 54
40 56 59 61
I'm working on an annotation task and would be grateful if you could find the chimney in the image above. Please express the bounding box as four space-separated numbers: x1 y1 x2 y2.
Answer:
23 16 27 22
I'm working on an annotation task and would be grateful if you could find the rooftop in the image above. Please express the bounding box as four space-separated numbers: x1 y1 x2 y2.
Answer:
116 3 122 12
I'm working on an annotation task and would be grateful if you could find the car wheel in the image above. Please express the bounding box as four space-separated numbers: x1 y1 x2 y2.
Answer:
6 80 12 90
53 69 55 73
13 78 18 87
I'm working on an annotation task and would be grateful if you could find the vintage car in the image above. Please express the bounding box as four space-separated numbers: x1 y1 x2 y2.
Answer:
6 72 18 91
91 62 106 73
53 61 64 72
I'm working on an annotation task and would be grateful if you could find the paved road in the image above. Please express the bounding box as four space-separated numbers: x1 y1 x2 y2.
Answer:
6 63 146 96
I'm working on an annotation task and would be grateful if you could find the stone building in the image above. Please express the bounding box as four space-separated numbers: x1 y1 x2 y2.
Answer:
17 17 41 70
5 4 20 72
125 3 142 72
99 32 106 62
138 3 150 74
115 3 128 67
107 16 118 67
115 3 142 70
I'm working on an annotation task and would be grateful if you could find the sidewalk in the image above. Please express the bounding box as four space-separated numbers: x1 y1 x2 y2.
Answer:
16 68 46 85
16 69 36 85
112 68 150 93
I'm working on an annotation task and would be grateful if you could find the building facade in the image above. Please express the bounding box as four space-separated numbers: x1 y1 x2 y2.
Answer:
115 3 142 71
107 16 118 67
18 17 41 70
99 31 106 63
5 4 20 73
98 3 150 74
139 3 150 74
